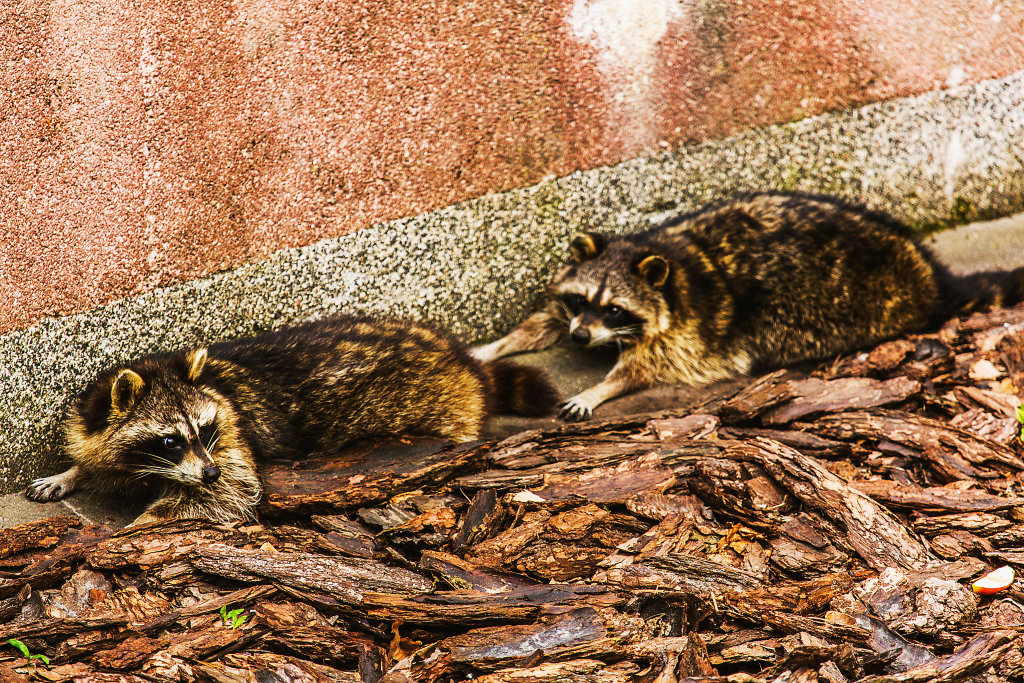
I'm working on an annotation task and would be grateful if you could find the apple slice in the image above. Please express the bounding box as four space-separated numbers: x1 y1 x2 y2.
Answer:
972 565 1015 595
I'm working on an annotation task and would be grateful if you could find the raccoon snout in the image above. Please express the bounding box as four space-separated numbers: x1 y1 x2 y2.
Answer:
201 465 221 484
570 328 591 345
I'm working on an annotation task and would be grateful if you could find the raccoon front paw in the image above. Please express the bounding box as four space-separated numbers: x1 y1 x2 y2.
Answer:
558 395 594 422
25 474 73 502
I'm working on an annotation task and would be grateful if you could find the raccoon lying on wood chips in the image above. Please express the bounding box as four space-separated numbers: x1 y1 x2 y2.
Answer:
474 192 1024 421
27 316 558 524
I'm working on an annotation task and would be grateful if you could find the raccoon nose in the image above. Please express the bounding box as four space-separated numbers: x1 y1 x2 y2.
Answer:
201 465 221 484
570 328 591 345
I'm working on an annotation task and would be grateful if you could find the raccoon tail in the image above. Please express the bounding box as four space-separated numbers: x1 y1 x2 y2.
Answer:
485 359 560 417
937 266 1024 319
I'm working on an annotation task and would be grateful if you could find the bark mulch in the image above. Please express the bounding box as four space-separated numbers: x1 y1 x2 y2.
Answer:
4 305 1024 682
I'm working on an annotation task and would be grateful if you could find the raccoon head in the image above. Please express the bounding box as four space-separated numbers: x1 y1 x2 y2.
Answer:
551 234 673 348
70 348 225 487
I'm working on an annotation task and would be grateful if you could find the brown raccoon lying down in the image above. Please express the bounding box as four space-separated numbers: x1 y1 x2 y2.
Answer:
27 316 558 524
474 192 1024 421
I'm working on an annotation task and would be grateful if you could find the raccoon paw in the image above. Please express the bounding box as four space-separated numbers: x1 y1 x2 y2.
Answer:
558 395 594 422
25 473 74 502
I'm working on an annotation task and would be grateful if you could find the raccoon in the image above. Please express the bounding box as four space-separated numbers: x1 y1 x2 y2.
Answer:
26 316 558 523
473 192 1024 421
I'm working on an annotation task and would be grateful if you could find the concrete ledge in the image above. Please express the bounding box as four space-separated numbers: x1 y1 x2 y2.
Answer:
3 69 1024 492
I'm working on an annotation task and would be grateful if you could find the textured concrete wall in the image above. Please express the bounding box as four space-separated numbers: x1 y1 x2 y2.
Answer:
3 67 1024 493
2 0 1023 334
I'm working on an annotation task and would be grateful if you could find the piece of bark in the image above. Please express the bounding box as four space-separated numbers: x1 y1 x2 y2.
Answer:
253 603 375 664
212 652 361 682
856 629 1017 683
442 607 635 671
525 455 676 504
851 480 1024 513
687 457 791 532
466 510 551 570
648 415 719 440
998 329 1024 392
770 535 848 574
134 584 276 634
419 551 535 592
0 517 80 561
0 614 128 641
261 436 480 515
824 339 918 379
809 410 1024 475
954 385 1020 418
451 490 505 550
718 369 794 420
624 492 707 522
192 543 433 604
616 513 695 560
471 659 641 683
455 441 677 492
929 531 992 560
762 377 920 425
359 585 625 625
911 511 1013 537
987 525 1024 547
949 408 1020 445
720 426 846 450
514 542 610 582
87 525 223 570
738 438 935 571
594 553 763 599
0 585 30 623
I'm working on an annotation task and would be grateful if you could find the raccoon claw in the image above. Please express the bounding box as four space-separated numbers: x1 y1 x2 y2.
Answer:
558 397 593 422
26 475 71 502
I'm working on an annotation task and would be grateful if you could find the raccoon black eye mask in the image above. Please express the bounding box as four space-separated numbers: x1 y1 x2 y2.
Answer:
473 191 1024 421
26 316 558 524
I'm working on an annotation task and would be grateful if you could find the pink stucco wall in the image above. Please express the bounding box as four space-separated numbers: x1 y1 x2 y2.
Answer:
2 0 1022 334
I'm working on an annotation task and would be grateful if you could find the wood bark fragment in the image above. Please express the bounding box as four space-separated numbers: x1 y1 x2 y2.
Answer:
192 543 433 604
737 438 935 570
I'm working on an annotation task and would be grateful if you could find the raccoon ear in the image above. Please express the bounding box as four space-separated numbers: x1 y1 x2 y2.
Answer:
634 254 670 289
185 348 208 383
568 232 605 262
110 369 145 416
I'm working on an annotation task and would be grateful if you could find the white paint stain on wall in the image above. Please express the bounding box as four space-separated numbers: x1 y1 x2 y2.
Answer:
567 0 684 152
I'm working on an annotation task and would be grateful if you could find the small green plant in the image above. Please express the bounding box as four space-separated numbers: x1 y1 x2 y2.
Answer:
219 605 247 630
1017 403 1024 444
7 638 49 666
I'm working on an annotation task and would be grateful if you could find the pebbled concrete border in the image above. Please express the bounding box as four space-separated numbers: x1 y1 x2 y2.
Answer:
3 69 1024 492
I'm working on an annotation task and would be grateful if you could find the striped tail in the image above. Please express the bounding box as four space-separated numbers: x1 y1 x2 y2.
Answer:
485 359 560 417
938 266 1024 318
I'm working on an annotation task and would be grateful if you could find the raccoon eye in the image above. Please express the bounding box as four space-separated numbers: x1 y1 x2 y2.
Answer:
605 305 640 328
561 293 588 315
162 435 185 452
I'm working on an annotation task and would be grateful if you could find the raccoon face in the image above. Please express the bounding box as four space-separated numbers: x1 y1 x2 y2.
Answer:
124 400 223 487
551 233 674 347
93 349 224 487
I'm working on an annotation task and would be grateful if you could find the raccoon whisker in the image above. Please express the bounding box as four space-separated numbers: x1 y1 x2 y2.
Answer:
553 299 575 322
129 467 173 481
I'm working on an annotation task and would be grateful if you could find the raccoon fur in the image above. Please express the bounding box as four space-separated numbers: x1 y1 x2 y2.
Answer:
26 316 558 524
473 192 1024 421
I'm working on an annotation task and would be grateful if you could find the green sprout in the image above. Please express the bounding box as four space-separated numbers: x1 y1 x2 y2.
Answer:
7 638 49 666
219 605 247 630
1017 403 1024 444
